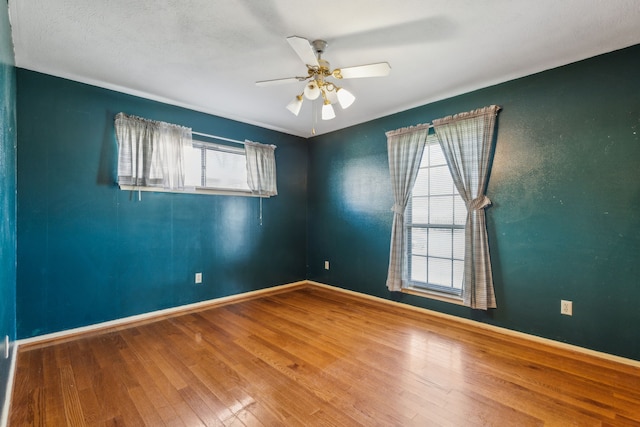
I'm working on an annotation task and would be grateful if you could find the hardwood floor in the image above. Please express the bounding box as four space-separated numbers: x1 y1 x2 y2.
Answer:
9 285 640 426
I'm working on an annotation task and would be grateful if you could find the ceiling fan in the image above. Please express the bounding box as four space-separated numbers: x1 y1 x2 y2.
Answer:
256 36 391 127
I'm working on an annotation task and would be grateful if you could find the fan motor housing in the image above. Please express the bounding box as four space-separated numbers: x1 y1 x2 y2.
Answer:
318 59 331 73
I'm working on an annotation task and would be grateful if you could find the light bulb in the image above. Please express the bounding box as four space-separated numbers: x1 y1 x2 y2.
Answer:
321 101 335 120
286 95 303 116
303 81 321 100
337 88 355 109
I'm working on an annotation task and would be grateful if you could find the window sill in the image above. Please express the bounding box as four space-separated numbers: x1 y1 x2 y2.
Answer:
119 185 269 198
402 286 465 306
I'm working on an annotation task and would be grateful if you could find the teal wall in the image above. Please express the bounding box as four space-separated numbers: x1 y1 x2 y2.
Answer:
0 0 17 416
16 70 308 339
308 45 640 361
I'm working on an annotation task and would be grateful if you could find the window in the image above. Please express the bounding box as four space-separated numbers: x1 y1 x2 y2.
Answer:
405 134 467 296
115 113 277 198
191 141 251 193
120 140 254 196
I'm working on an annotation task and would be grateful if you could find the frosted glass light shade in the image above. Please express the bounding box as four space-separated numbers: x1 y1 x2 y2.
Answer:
321 102 336 120
303 81 321 100
286 95 303 116
337 88 355 109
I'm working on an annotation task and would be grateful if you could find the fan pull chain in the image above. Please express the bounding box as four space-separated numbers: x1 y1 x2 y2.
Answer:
312 99 318 135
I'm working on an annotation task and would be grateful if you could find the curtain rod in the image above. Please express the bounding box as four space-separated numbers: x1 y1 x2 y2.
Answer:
385 123 433 138
192 131 245 145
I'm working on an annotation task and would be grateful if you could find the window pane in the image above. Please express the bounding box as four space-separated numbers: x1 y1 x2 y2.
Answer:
411 255 427 283
429 166 454 195
428 228 452 259
411 196 429 224
453 229 465 260
429 142 446 165
453 260 464 289
454 195 467 225
411 228 427 256
184 146 202 187
428 257 451 287
205 149 250 191
429 196 454 224
413 169 429 197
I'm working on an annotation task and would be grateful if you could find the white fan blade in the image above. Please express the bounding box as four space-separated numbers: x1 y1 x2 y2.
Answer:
287 36 319 67
335 62 391 79
256 77 304 87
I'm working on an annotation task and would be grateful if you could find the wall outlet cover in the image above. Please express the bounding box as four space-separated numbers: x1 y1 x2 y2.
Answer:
561 300 573 316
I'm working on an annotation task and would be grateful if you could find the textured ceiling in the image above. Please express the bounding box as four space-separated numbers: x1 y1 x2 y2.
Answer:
8 0 640 138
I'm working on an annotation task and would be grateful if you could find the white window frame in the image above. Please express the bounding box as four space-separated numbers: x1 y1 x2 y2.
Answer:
404 134 466 301
192 140 252 195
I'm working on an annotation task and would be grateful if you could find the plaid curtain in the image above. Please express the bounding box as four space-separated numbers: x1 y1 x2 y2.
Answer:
433 105 501 309
385 124 429 291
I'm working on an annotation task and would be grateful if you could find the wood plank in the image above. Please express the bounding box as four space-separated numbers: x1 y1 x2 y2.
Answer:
10 286 640 426
40 346 66 426
58 364 86 426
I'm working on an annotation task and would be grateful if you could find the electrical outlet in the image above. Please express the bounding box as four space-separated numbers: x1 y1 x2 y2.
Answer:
195 272 202 284
561 300 573 316
324 261 330 270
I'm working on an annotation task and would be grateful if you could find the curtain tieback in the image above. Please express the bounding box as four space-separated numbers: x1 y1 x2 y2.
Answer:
468 195 491 211
391 204 405 215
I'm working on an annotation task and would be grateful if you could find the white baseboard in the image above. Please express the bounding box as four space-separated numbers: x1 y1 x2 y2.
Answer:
10 277 640 413
306 280 640 369
17 281 306 347
1 343 18 427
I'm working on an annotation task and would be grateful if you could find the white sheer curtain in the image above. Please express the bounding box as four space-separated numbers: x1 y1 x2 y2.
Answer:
115 113 192 190
385 124 429 291
244 140 277 196
432 105 500 309
244 140 277 225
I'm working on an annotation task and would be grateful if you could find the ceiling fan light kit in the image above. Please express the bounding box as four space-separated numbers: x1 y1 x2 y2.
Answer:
256 36 390 129
291 56 353 120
